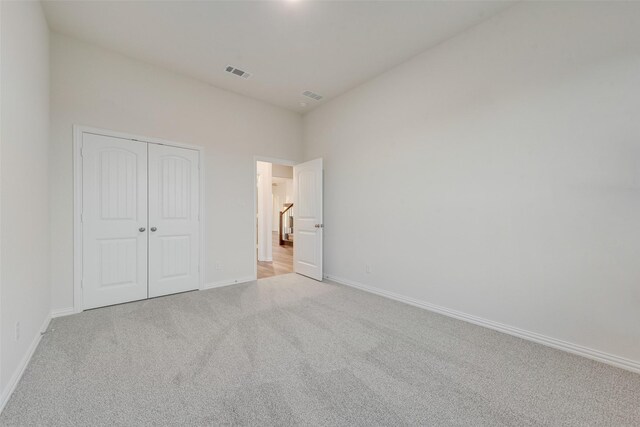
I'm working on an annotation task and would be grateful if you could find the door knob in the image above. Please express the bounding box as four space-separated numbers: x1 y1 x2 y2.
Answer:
151 227 157 232
139 227 146 232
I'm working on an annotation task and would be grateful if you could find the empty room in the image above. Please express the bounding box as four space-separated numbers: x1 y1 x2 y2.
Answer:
1 0 639 425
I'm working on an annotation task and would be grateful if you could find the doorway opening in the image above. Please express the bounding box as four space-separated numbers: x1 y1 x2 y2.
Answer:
256 160 294 279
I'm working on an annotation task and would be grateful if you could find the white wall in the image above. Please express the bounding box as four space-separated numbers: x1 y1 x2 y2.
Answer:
0 0 51 396
272 165 293 231
272 164 293 179
272 177 293 231
256 161 273 261
303 1 640 365
50 34 302 311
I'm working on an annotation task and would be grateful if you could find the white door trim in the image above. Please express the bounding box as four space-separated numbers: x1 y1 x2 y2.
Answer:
73 125 205 313
252 156 297 280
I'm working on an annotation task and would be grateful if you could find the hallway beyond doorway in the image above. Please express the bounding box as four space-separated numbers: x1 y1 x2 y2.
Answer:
257 232 293 279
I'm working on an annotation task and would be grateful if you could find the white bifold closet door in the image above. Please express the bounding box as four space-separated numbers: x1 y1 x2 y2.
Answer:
82 133 199 310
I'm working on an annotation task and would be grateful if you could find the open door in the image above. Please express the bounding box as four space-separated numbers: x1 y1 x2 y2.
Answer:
293 158 323 281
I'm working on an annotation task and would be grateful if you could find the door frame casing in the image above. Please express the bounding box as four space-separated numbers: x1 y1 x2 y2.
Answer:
73 125 205 313
252 156 297 280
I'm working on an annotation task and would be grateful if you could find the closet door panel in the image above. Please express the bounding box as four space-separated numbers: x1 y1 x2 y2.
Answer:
82 133 148 309
148 144 200 297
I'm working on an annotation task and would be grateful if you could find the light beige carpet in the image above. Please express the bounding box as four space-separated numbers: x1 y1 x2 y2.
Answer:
1 273 639 425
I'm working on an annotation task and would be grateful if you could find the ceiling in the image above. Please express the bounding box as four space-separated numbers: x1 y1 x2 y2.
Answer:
42 1 513 113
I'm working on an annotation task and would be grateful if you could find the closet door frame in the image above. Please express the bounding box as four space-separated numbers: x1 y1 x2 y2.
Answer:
72 125 205 314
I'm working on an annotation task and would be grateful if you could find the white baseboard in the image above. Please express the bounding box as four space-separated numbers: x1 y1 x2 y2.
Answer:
0 314 51 414
202 275 255 290
51 307 75 318
324 274 640 374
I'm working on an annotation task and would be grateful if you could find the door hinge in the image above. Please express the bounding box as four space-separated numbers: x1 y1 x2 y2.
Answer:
80 212 83 223
80 279 83 289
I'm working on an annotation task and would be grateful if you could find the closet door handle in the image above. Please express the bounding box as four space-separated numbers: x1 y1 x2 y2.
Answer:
139 227 146 232
150 227 157 232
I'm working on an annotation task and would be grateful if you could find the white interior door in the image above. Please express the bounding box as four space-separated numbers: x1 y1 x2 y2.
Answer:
148 144 200 298
293 158 323 281
82 133 148 309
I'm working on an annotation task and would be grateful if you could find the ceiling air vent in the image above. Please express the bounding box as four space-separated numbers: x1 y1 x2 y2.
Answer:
302 90 323 101
225 65 251 79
